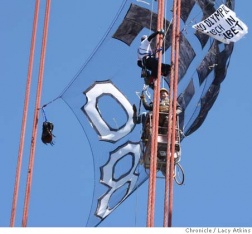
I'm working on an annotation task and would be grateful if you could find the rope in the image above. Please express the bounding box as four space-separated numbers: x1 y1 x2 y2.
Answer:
180 0 221 35
22 0 51 227
10 0 40 227
162 0 167 63
163 0 182 227
149 0 155 33
147 0 164 227
40 95 60 109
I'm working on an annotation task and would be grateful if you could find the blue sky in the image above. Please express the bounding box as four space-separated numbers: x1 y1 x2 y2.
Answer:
0 0 251 228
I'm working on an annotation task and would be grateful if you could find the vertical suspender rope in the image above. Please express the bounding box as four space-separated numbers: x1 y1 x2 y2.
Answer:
163 0 181 227
147 0 164 227
10 0 40 227
163 0 176 226
22 0 51 227
168 0 181 227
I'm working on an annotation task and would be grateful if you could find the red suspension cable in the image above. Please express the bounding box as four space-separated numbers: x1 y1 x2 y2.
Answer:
10 0 40 227
22 0 51 227
168 0 181 227
163 0 181 227
147 0 165 227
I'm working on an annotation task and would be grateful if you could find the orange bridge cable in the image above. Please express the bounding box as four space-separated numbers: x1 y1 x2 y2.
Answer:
164 0 182 227
147 2 162 225
168 0 181 227
10 0 40 227
163 3 176 228
147 1 159 226
166 0 177 225
147 55 160 226
153 0 165 226
159 0 171 227
163 0 180 227
153 0 165 225
22 0 51 227
168 0 181 228
147 0 164 227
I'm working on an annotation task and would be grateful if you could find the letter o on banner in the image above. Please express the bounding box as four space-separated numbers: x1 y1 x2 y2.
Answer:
83 81 135 142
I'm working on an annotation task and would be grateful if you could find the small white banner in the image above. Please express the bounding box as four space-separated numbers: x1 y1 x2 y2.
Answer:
192 4 248 44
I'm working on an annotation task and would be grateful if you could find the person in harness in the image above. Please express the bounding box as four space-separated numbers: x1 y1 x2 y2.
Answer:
133 88 184 181
137 30 171 88
141 88 182 134
133 88 182 141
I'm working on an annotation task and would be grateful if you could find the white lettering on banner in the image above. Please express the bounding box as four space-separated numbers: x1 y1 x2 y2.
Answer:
192 4 248 44
81 81 142 220
96 143 141 218
83 82 135 142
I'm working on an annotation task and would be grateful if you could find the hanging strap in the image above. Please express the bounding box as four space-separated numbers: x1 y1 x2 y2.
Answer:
41 107 48 122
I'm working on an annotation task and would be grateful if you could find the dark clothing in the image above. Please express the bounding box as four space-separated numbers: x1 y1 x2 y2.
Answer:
142 56 171 78
137 30 171 78
41 121 55 145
